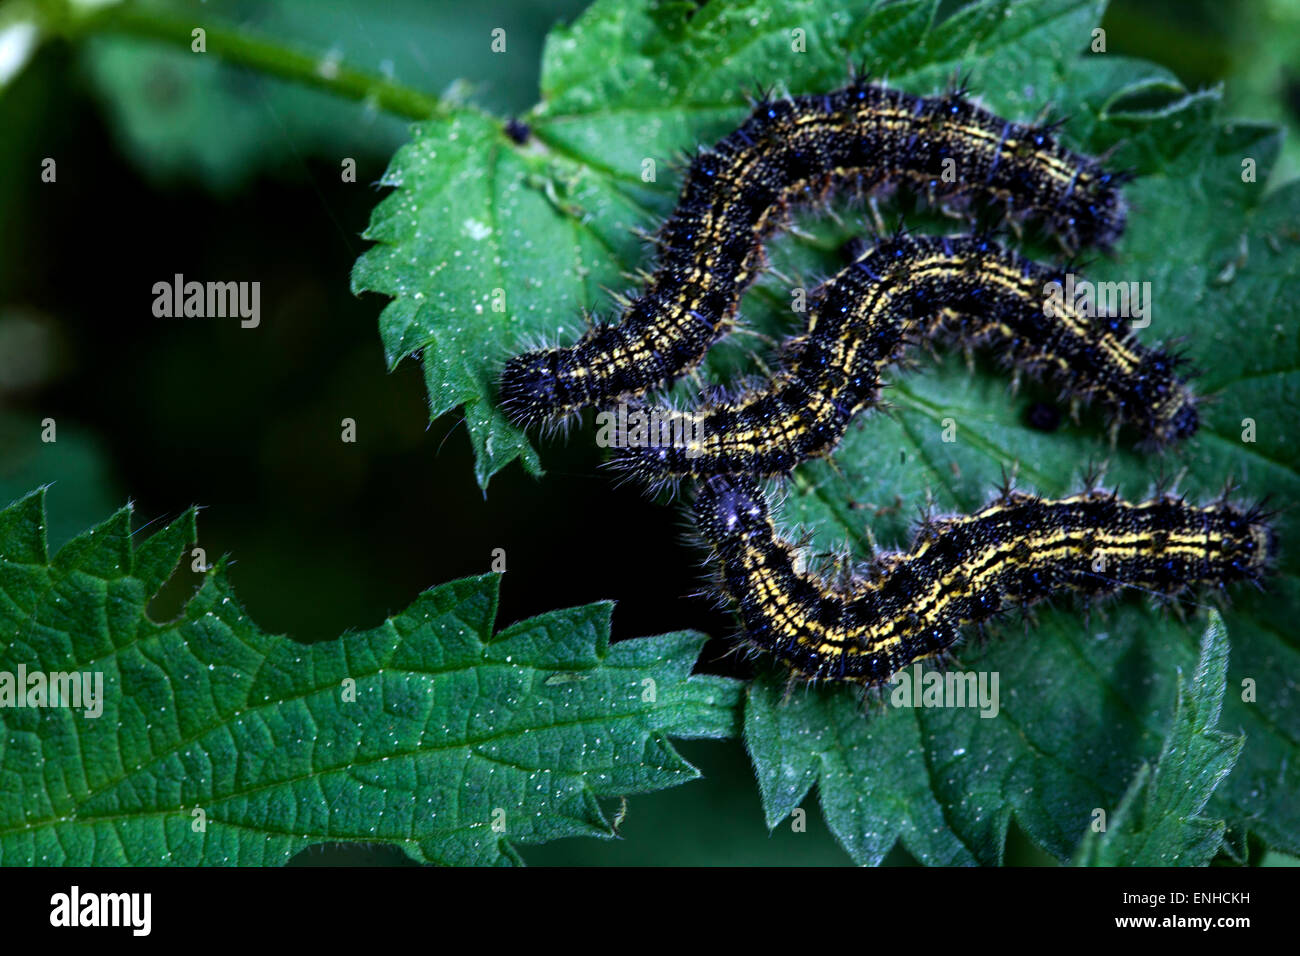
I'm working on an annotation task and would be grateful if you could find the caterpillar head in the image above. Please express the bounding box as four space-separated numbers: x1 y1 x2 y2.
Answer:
498 349 568 428
1217 502 1277 581
1072 171 1129 249
1045 162 1132 251
1155 395 1199 444
1135 351 1200 446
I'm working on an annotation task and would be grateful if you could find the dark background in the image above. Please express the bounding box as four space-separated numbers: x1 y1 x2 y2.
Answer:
2 0 1297 865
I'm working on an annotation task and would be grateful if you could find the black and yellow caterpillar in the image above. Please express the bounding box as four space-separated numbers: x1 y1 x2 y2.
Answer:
610 234 1196 484
499 81 1128 427
695 476 1273 685
493 78 1269 691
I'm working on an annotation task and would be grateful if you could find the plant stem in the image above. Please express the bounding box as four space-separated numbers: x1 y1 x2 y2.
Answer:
41 1 450 121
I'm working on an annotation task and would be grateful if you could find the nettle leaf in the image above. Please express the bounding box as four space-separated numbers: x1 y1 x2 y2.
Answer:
1074 612 1243 867
354 0 1299 864
0 489 740 866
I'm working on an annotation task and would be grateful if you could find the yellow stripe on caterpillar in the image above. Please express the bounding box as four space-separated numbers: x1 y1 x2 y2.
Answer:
499 82 1129 429
695 476 1272 685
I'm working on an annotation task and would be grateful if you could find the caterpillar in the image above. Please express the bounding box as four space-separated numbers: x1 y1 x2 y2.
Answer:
609 233 1196 484
498 80 1129 429
694 475 1273 685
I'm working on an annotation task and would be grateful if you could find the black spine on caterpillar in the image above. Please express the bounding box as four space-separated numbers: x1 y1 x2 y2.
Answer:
694 475 1274 685
498 81 1130 429
610 233 1196 484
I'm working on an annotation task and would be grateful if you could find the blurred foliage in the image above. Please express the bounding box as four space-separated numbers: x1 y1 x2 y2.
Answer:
1103 0 1300 184
78 0 591 189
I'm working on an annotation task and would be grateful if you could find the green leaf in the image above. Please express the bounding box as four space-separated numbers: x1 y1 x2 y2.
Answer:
0 488 741 866
1074 612 1243 867
354 0 1299 863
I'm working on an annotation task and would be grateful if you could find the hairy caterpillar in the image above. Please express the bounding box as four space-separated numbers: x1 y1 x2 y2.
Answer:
694 475 1273 685
498 80 1129 429
610 233 1196 484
